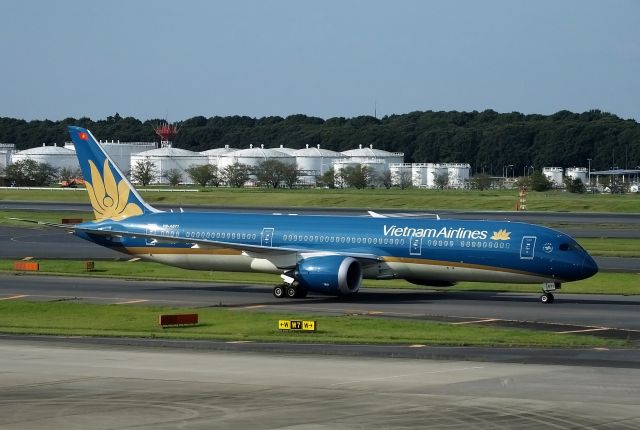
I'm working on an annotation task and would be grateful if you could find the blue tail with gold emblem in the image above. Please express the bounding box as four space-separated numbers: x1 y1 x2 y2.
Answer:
68 126 159 221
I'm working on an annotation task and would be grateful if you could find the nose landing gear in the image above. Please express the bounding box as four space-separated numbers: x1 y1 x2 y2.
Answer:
540 282 560 304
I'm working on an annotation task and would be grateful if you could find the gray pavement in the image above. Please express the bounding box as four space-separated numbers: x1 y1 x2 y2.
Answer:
0 339 639 429
2 274 639 334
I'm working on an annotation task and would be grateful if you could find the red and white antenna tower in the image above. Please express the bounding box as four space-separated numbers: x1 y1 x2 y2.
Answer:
154 122 179 148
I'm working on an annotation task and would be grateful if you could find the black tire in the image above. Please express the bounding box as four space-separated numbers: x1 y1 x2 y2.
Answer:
297 289 308 298
273 285 285 298
540 293 552 304
286 286 298 298
547 292 555 303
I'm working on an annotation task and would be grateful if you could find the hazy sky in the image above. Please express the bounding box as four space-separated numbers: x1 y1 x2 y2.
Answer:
1 0 638 121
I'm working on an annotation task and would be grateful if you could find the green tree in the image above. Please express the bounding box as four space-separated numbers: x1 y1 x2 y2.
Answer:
564 177 586 193
470 173 493 190
378 169 393 189
222 162 250 187
186 164 218 187
4 159 57 186
433 172 449 190
529 171 553 192
339 165 372 189
163 168 182 187
255 159 287 188
280 162 300 188
315 168 335 188
130 159 157 186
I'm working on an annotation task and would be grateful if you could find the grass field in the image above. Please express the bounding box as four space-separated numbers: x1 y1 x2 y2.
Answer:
0 300 626 348
2 187 640 212
2 259 639 295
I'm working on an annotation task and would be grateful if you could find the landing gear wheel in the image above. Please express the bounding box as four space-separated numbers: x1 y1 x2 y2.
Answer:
286 285 298 298
297 289 308 298
273 285 285 298
540 293 554 304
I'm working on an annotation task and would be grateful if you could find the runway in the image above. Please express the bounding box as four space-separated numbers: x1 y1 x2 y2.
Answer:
1 338 639 429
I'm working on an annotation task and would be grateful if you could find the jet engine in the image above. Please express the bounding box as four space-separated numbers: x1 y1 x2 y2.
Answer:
296 255 362 295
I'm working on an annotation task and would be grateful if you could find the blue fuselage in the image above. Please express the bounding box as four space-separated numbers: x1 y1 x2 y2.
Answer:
76 211 598 285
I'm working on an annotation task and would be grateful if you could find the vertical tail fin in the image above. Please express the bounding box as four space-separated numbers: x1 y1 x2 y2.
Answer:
68 126 159 221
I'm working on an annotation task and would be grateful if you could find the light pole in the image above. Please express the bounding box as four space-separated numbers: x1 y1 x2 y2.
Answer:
508 164 513 179
587 158 592 187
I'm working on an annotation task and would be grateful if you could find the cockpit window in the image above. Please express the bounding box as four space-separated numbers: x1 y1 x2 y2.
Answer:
559 243 570 251
559 243 581 251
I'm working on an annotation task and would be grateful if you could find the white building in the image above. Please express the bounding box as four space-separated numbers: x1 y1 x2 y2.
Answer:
543 167 564 187
12 144 78 171
130 147 208 184
446 163 471 188
389 163 413 187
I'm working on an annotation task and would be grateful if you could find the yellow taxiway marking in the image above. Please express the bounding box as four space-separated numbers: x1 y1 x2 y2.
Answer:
226 340 255 344
0 294 29 301
114 299 149 305
555 327 609 334
408 344 426 348
452 318 499 325
243 305 266 309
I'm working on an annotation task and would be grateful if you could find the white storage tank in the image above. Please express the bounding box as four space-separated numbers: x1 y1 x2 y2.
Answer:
12 144 78 171
0 143 15 172
66 140 156 174
341 144 404 170
426 163 449 188
271 144 298 156
219 145 295 171
447 163 471 188
543 167 564 187
130 147 208 184
200 145 237 167
294 144 342 186
566 167 588 184
411 163 430 187
389 163 413 187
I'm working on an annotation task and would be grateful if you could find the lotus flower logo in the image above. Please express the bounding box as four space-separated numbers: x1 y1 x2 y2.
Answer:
491 229 511 240
85 159 143 221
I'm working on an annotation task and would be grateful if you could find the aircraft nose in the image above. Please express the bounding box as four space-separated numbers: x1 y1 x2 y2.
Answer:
581 255 598 279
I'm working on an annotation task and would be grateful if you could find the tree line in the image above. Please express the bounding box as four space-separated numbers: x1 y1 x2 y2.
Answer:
1 109 639 176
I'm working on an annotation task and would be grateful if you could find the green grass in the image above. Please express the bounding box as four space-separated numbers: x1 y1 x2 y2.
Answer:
2 187 640 212
577 238 640 258
0 210 94 227
0 300 627 348
1 259 639 295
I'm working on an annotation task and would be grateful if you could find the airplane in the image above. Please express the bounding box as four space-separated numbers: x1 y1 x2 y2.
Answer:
16 126 598 304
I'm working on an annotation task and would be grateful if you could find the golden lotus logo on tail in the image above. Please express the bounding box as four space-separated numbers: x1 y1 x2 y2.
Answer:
85 159 143 221
491 229 511 240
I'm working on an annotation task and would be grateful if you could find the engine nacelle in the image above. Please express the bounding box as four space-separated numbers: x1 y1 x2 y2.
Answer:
296 256 362 295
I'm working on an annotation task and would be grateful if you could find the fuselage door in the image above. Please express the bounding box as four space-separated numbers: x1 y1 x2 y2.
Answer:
261 228 275 247
520 236 536 260
409 234 422 256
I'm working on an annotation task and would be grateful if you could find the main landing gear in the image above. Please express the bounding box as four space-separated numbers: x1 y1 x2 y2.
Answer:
273 274 307 299
540 282 560 304
273 283 308 299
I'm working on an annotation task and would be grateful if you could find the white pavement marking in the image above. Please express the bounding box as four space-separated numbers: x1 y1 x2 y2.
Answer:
452 318 499 325
555 327 609 334
114 299 149 305
0 294 28 300
331 366 485 386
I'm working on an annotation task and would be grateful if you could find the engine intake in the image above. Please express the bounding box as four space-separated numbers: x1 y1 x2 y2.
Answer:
296 255 362 295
